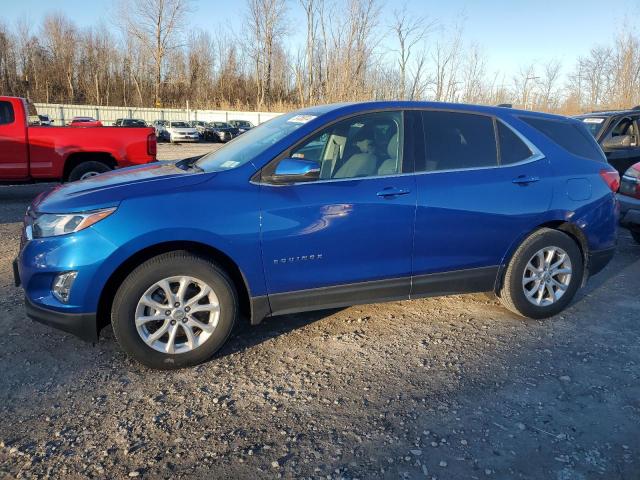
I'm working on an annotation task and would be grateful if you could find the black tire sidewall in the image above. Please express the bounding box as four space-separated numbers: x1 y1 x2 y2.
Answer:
112 254 237 369
631 229 640 244
68 161 111 182
506 231 583 319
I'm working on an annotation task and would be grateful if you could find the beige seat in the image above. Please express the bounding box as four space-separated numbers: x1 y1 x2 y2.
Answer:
333 151 378 179
377 133 399 175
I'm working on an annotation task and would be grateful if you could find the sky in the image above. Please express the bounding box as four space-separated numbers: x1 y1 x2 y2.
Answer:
2 0 638 79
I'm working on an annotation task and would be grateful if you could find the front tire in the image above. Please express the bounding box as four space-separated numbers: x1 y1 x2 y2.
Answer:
499 228 583 319
111 251 238 369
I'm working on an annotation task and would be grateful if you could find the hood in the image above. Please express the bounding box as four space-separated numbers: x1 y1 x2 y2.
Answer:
32 162 212 213
167 127 197 133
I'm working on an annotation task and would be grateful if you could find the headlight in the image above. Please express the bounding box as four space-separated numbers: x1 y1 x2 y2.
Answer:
32 207 116 238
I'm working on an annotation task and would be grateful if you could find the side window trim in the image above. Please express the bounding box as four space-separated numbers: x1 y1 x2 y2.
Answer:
414 110 545 176
496 118 546 165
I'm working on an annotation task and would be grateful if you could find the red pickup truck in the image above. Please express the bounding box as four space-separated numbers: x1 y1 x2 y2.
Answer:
0 96 157 182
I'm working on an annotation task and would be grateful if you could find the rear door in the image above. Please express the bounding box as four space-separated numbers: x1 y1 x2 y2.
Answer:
0 100 29 179
411 110 552 296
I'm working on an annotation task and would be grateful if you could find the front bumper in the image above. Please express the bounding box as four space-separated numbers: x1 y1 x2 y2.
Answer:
25 296 97 342
617 193 640 230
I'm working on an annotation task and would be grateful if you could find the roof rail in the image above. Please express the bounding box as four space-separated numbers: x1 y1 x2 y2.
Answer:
496 103 512 108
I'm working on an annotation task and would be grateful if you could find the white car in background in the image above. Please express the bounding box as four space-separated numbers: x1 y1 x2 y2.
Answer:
166 121 199 143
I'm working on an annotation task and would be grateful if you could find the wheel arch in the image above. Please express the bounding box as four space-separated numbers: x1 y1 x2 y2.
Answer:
63 152 117 181
96 240 254 335
494 220 589 294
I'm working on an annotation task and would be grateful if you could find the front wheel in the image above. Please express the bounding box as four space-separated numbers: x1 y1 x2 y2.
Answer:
499 228 583 319
111 251 238 369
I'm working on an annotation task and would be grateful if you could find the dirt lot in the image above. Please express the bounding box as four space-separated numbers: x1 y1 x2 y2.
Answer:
0 143 639 479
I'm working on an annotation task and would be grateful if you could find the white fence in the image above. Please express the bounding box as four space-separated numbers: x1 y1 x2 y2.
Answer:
33 102 283 126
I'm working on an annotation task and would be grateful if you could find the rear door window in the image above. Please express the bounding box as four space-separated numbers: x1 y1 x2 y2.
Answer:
521 116 606 162
419 111 497 172
0 101 15 125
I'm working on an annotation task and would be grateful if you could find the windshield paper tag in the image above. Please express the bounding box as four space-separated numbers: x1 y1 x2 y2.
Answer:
583 118 604 124
220 160 240 168
287 115 317 124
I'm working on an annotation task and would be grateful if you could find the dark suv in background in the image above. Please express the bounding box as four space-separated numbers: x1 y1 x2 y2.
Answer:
575 107 640 176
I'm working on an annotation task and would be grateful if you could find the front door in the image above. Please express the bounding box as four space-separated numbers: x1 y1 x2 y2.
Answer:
258 110 417 315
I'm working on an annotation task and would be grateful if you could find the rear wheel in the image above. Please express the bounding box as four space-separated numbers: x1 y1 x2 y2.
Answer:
111 251 238 369
499 228 583 319
68 161 112 182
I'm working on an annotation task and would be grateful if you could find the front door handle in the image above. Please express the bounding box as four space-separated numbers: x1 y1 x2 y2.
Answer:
512 175 540 185
377 187 411 198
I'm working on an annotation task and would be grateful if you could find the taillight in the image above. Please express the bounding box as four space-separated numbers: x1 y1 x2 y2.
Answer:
599 169 620 192
147 133 157 157
621 163 640 199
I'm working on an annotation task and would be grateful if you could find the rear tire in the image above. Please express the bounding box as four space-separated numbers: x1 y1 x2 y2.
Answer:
631 229 640 244
67 161 112 182
111 251 238 369
499 228 583 319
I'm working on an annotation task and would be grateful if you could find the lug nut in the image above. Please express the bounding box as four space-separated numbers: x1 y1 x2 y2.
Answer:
165 310 171 315
174 302 180 307
182 318 188 323
184 306 190 312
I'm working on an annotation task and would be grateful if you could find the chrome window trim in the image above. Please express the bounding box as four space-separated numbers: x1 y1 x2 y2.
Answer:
257 110 546 187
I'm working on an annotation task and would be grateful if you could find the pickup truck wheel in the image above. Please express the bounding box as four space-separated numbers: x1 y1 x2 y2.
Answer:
111 251 238 370
499 228 583 319
68 161 112 182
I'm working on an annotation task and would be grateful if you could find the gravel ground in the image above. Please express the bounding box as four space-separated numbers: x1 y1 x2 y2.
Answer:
0 144 639 479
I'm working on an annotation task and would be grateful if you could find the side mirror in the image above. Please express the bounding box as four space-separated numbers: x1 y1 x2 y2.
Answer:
272 158 320 183
602 135 636 149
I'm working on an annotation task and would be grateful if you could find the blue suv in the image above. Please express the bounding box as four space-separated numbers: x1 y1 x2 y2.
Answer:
14 102 619 369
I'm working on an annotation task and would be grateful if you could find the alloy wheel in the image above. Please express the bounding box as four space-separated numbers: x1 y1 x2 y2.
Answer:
522 246 573 307
134 275 220 354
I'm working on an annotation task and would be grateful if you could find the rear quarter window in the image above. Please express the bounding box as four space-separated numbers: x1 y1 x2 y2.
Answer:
521 116 606 162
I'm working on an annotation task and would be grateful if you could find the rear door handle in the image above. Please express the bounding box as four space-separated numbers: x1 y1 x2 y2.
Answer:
377 187 411 198
512 175 540 185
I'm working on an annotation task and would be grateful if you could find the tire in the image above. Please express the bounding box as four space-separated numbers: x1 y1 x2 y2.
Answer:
631 229 640 244
111 251 238 369
67 161 112 182
499 228 583 319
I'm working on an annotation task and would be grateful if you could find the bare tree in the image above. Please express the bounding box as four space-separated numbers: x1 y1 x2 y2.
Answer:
390 6 434 99
538 60 561 110
117 0 190 107
513 63 539 109
246 0 288 108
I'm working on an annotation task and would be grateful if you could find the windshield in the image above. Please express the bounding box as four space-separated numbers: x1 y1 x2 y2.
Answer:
170 122 190 128
209 122 231 128
579 117 606 137
197 112 316 172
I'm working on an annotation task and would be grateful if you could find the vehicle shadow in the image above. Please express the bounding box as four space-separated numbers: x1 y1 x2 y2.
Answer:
217 308 346 358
